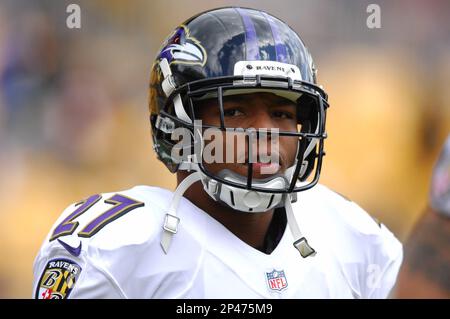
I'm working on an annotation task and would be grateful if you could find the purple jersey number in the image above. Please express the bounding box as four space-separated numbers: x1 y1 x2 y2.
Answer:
50 194 102 241
50 194 144 241
78 194 144 238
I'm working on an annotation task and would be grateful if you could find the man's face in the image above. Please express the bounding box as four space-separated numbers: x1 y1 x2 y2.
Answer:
194 92 299 180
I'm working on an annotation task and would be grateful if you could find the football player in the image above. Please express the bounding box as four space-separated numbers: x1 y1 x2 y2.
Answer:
33 7 402 299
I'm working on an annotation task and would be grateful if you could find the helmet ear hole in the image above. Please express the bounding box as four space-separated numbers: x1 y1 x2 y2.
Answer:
297 94 318 131
296 93 320 182
299 145 317 181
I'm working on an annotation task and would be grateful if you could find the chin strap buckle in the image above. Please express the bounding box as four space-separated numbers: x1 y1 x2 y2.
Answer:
293 237 316 258
163 213 180 234
160 172 202 254
161 213 180 254
285 195 317 258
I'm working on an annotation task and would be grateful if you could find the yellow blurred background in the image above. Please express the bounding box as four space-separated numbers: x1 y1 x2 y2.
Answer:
0 0 449 298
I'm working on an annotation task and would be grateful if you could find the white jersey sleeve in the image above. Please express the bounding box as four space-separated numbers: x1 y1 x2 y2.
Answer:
32 187 167 299
365 222 403 298
298 185 403 299
336 199 403 299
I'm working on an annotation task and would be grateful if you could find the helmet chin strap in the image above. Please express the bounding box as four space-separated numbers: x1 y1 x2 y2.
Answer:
160 171 202 254
161 165 316 258
284 194 316 258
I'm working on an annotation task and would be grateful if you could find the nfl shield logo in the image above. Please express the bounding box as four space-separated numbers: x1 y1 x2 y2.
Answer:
266 269 288 291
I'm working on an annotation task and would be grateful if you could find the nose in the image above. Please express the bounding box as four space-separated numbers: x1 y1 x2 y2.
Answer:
249 108 275 130
245 109 279 163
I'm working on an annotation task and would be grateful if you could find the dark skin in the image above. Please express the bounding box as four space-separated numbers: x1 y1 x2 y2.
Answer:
178 92 299 252
395 207 450 298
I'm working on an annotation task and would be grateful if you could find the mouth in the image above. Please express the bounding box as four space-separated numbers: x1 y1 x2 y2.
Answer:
252 162 281 174
237 155 284 176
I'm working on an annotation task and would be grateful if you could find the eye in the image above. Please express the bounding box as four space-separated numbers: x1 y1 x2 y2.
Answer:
224 108 244 117
272 111 295 120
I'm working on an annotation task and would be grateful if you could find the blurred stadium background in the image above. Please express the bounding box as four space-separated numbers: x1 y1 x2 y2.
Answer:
0 0 449 298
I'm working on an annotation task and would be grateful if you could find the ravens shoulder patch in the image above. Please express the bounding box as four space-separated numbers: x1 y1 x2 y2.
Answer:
35 258 82 299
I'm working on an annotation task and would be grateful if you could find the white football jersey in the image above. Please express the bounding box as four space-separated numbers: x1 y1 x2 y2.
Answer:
33 184 403 299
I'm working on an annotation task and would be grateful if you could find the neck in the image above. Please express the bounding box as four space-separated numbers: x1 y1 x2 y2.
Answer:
177 171 274 251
